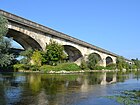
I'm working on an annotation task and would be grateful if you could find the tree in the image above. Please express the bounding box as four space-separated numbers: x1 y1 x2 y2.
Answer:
132 58 140 70
87 53 100 70
31 50 42 66
0 15 8 38
80 58 87 70
40 51 48 64
20 48 33 64
0 15 14 67
116 56 126 70
45 40 67 65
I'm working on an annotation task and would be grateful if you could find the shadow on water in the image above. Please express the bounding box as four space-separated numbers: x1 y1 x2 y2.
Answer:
0 71 140 105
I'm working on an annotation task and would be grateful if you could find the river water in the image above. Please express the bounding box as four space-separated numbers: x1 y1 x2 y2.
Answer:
0 71 140 105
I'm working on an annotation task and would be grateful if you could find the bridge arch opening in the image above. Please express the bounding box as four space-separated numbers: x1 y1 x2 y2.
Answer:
6 29 42 50
11 39 24 49
90 53 103 65
106 56 113 65
63 45 83 62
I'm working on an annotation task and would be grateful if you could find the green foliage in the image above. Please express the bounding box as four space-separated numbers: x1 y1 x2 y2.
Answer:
13 63 40 71
20 48 33 64
80 58 88 70
125 62 130 70
45 39 67 65
0 39 14 67
116 56 126 70
87 53 100 70
41 51 48 64
94 66 105 70
39 65 56 72
0 15 8 38
106 63 116 70
0 15 14 67
30 65 39 71
13 64 26 70
40 63 80 72
57 63 80 71
131 64 137 69
132 58 140 70
31 50 42 66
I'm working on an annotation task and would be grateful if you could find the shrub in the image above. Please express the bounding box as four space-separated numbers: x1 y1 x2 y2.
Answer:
106 63 116 70
57 63 81 71
80 59 87 70
87 53 100 70
131 64 137 69
13 64 30 70
45 40 67 66
31 50 42 66
94 66 105 70
13 64 25 70
30 65 39 71
40 63 81 72
39 65 55 72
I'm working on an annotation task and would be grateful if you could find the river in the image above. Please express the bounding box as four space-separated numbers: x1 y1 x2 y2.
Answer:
0 71 140 105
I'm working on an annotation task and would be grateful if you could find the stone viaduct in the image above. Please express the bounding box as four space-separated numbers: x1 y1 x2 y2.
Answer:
0 10 124 66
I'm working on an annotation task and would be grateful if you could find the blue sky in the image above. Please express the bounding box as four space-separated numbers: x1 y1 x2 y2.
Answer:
0 0 140 59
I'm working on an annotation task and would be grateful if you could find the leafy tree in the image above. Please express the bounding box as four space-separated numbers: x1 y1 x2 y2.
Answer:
87 53 100 70
0 15 14 67
80 58 87 70
31 50 42 66
116 56 126 70
0 38 14 67
20 48 33 64
45 40 67 65
132 58 140 70
40 51 48 64
0 15 8 38
125 62 130 70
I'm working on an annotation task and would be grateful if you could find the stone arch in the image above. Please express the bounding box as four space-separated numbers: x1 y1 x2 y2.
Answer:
7 29 42 50
63 45 83 62
90 53 103 65
106 56 113 65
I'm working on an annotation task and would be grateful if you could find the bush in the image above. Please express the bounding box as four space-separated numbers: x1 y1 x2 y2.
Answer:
106 63 116 70
0 66 13 71
13 64 25 70
131 64 137 69
31 50 42 66
30 65 39 71
94 66 105 70
57 63 81 71
80 59 87 70
40 63 81 72
39 65 55 72
13 64 30 70
87 53 100 70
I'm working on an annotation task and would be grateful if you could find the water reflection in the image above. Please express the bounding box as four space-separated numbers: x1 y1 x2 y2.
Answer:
0 71 139 105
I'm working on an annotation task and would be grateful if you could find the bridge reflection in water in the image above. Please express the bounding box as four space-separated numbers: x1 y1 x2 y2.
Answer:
0 71 131 105
100 72 117 85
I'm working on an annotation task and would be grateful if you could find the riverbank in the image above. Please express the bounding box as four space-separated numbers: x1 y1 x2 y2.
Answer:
1 69 138 74
17 69 121 74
